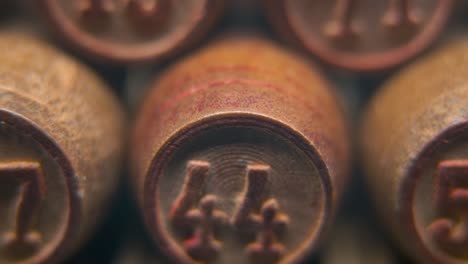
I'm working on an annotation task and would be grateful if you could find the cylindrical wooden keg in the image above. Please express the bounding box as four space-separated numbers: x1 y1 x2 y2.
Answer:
39 0 225 64
131 37 350 264
362 39 468 263
0 31 125 264
262 0 453 72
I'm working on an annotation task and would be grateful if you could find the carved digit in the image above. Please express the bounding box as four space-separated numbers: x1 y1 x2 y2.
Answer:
233 164 269 228
126 0 167 18
382 0 421 28
1 161 46 250
169 160 228 262
246 199 289 263
170 160 210 227
76 0 116 17
184 195 228 262
428 160 468 248
323 0 359 40
126 0 172 32
233 164 289 263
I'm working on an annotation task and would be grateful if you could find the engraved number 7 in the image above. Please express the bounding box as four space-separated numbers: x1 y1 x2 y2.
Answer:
1 161 46 249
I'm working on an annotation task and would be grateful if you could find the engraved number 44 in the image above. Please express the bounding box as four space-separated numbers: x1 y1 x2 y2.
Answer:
169 161 289 263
